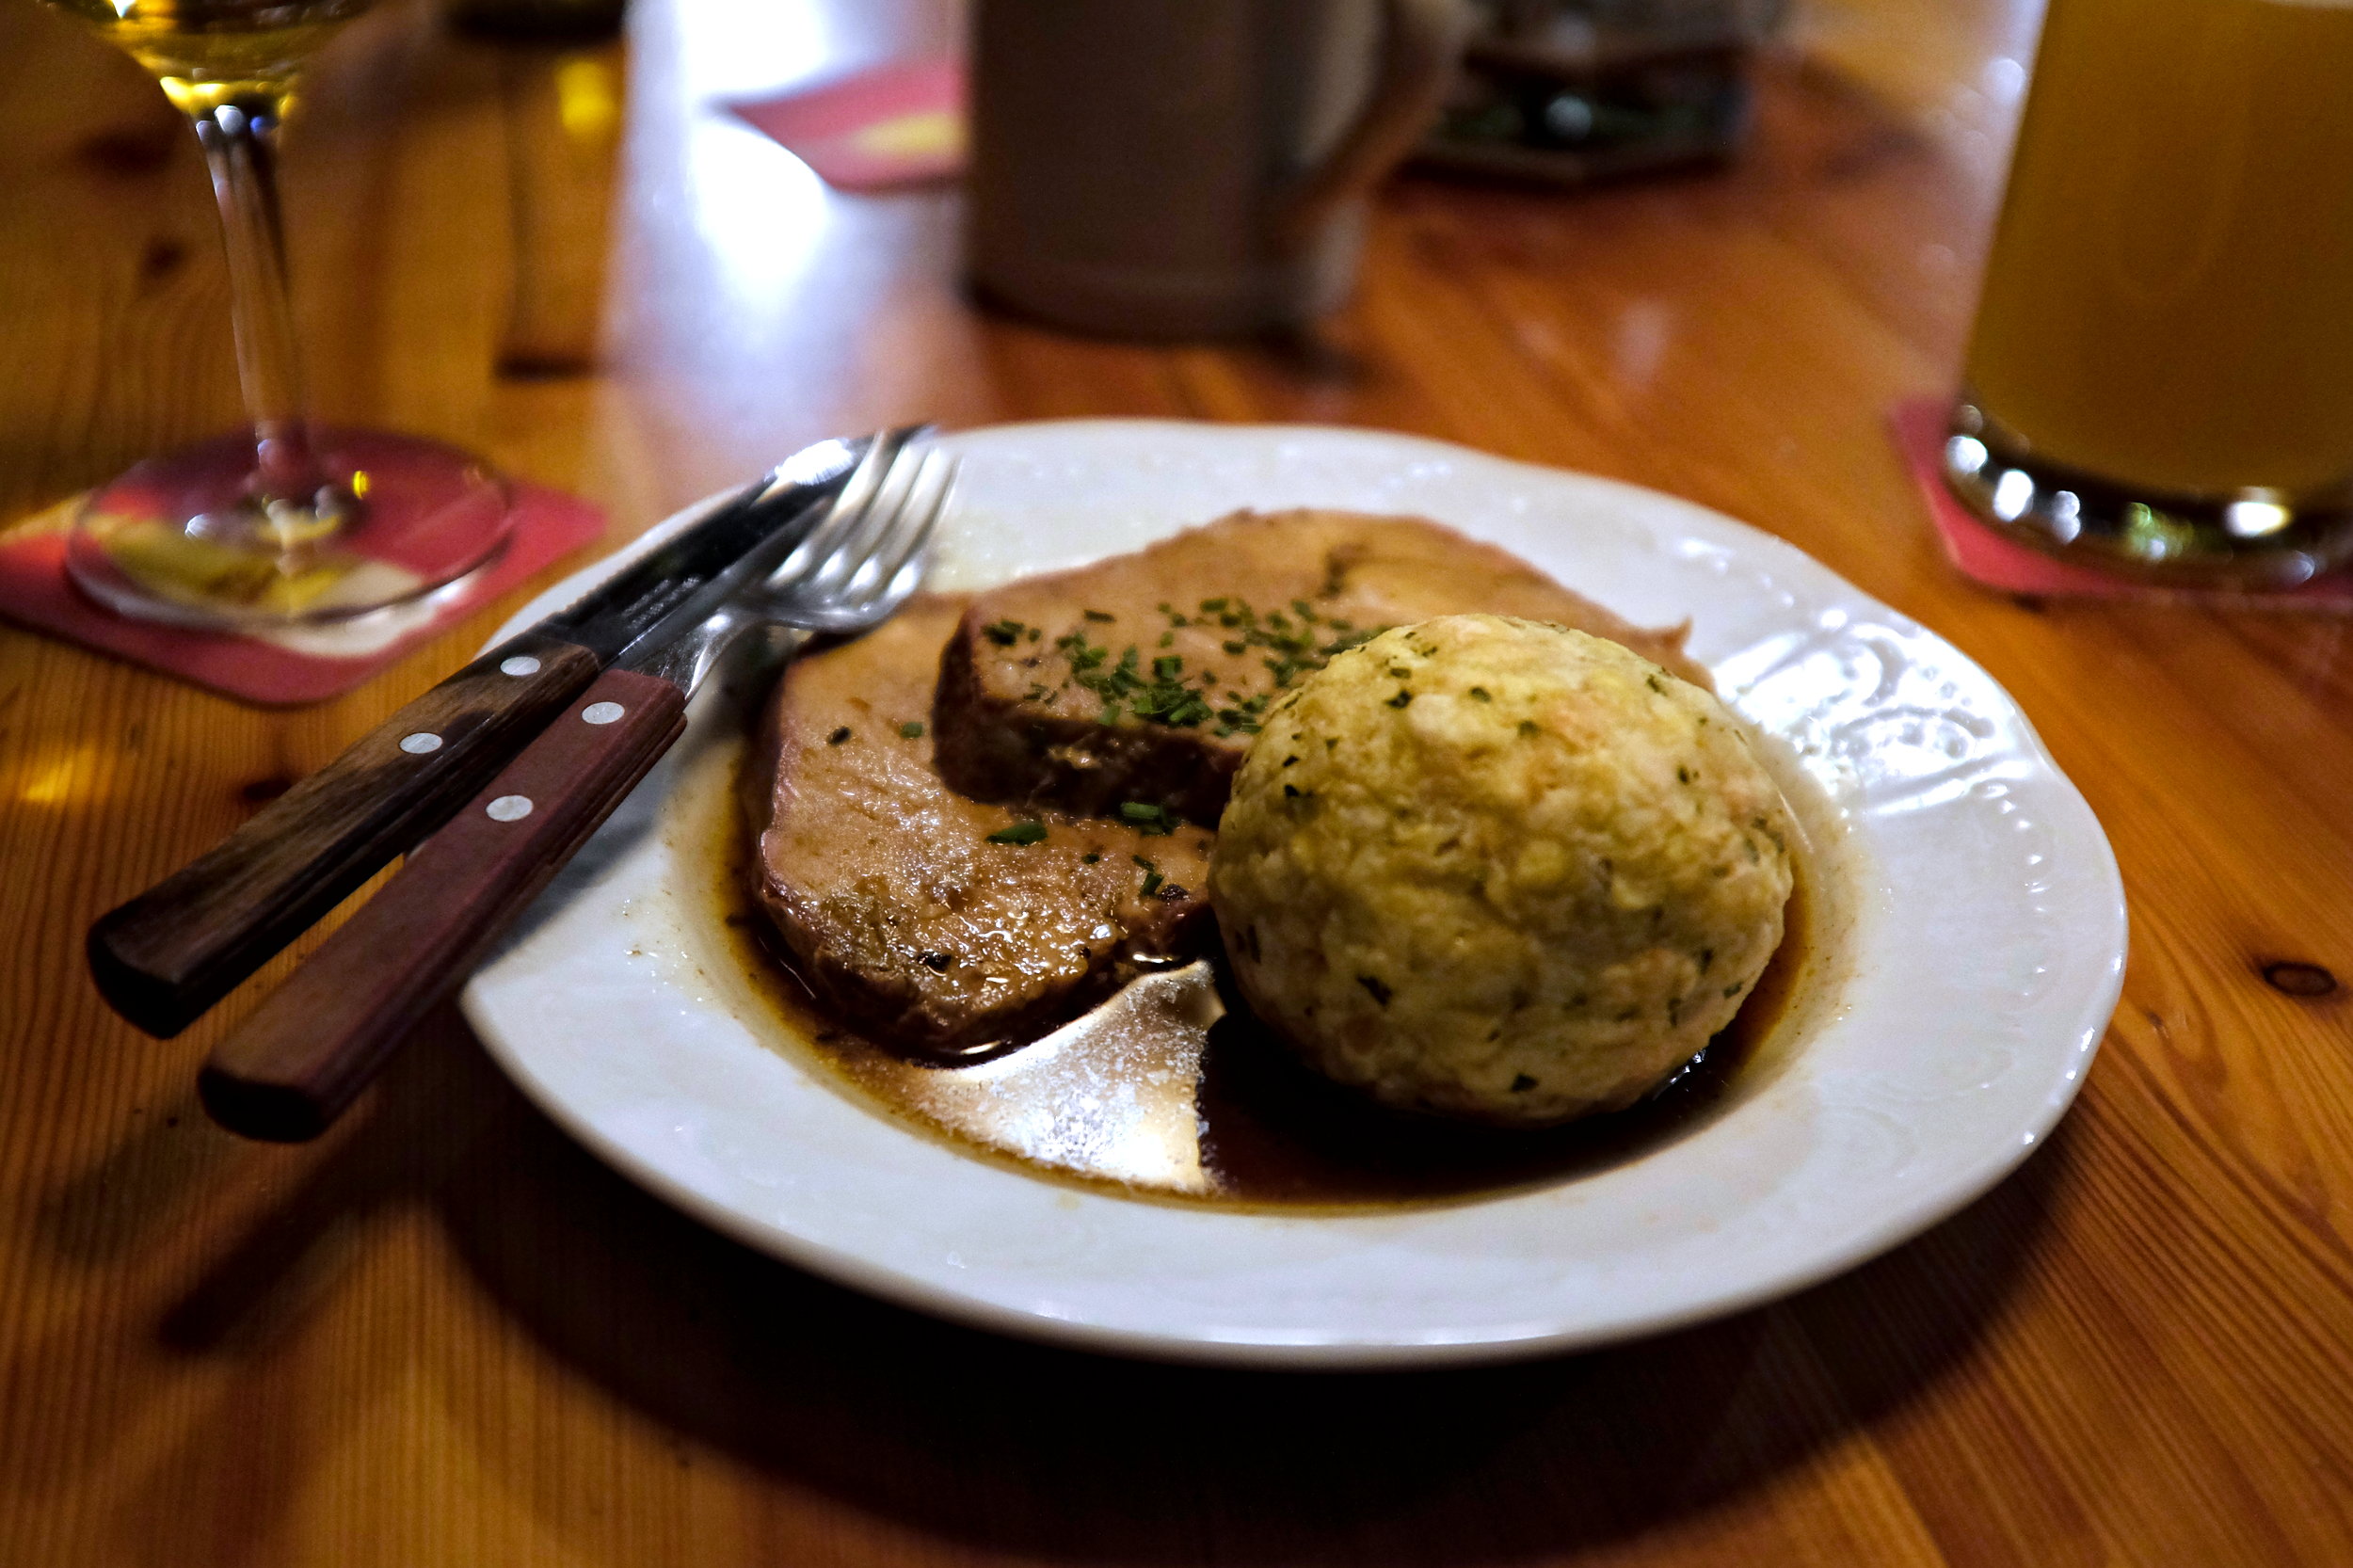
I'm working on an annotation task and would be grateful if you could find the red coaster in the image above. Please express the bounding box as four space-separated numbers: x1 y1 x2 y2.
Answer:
727 58 965 191
1891 397 2353 608
0 484 605 705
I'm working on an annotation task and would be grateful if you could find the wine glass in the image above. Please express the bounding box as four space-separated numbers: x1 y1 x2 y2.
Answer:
40 0 516 629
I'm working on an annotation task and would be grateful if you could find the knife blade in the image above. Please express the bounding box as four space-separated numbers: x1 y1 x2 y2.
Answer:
86 433 879 1039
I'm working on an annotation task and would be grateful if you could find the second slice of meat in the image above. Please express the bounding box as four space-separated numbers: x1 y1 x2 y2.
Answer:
933 509 1708 825
746 596 1214 1054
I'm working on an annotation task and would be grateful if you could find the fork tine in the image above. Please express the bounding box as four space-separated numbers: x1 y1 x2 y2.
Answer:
805 437 928 597
850 448 953 601
737 436 952 633
850 449 953 607
763 446 885 590
767 425 920 589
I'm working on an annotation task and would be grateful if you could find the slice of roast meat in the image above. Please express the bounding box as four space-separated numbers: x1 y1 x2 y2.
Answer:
934 509 1707 825
746 595 1215 1054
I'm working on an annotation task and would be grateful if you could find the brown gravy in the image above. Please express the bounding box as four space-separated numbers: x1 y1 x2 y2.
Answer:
718 807 1809 1211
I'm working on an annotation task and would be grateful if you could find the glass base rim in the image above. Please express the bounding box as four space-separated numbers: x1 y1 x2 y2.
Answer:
62 426 517 632
1943 400 2353 590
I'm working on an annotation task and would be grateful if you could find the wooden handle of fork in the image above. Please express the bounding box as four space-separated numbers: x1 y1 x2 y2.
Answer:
86 632 605 1038
198 668 686 1142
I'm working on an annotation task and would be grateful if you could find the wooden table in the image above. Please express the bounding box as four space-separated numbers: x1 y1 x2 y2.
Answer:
5 0 2349 1561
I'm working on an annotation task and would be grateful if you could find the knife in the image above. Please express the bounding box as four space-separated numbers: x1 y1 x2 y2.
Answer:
86 434 875 1039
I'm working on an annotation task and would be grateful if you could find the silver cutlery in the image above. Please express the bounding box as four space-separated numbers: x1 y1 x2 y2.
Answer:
195 431 954 1141
87 433 885 1039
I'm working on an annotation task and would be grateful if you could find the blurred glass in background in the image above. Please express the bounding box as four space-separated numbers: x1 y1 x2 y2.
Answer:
492 42 625 374
1946 0 2353 586
1418 0 1786 183
968 0 1468 339
442 0 628 375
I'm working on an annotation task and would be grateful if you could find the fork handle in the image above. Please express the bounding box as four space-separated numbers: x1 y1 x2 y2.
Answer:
88 632 606 1037
198 668 687 1142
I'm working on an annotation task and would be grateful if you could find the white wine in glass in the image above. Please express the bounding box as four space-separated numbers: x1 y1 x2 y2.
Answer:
40 0 516 628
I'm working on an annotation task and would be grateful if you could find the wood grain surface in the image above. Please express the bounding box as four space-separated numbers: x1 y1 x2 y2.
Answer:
4 0 2350 1564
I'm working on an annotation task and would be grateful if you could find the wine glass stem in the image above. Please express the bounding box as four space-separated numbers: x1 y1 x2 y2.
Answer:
187 91 318 503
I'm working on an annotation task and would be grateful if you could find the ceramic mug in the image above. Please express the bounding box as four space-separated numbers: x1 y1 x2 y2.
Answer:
968 0 1470 339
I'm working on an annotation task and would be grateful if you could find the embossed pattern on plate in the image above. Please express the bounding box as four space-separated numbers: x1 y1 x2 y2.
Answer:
463 422 2126 1367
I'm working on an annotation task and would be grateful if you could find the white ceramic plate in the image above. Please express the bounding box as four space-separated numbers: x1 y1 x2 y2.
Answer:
462 421 2125 1368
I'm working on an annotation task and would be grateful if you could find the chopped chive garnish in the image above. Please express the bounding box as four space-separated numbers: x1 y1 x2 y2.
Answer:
1120 801 1177 835
1049 597 1391 728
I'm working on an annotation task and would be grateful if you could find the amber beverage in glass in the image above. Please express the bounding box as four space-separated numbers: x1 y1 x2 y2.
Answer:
39 0 514 628
1945 0 2353 585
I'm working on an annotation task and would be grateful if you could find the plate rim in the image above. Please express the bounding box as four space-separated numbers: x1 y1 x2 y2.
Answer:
463 417 2127 1368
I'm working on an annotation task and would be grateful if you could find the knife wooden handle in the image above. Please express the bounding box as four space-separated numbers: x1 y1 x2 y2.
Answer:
198 667 688 1142
87 632 603 1038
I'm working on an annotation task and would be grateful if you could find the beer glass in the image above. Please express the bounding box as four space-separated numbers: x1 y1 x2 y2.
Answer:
1945 0 2353 587
37 0 514 628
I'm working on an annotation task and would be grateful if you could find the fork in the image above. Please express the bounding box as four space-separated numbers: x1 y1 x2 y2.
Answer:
626 433 952 701
197 438 954 1141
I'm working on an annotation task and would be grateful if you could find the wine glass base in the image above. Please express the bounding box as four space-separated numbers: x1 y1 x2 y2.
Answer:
65 427 515 631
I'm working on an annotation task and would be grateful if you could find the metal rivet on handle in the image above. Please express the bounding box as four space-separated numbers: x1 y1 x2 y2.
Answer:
399 731 443 754
500 655 541 677
486 795 534 822
582 701 625 726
